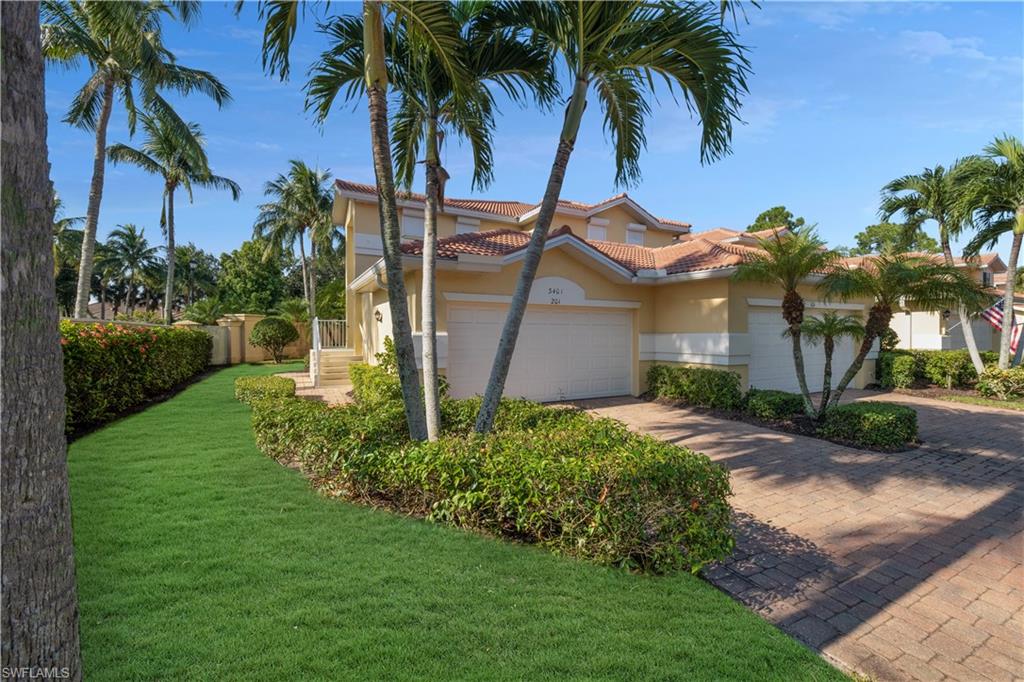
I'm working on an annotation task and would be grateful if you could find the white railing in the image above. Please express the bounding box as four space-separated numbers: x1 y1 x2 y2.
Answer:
317 318 347 349
311 316 322 388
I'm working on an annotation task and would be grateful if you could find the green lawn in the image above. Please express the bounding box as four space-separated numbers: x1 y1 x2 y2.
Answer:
929 393 1024 412
69 363 843 681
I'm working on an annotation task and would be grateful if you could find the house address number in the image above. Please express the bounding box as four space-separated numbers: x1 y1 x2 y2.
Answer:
548 287 562 304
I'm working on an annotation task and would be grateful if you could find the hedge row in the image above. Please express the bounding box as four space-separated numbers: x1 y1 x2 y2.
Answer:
876 350 999 389
238 365 735 574
976 366 1024 400
819 402 918 451
62 321 211 432
235 375 296 403
646 364 744 410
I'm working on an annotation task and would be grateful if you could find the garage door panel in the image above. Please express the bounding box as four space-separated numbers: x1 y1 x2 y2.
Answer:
748 309 856 393
447 303 631 401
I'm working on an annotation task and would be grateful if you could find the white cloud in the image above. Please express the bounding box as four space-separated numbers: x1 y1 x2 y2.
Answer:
897 30 987 62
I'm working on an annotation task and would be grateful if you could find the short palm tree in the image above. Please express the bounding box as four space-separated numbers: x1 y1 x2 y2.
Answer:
821 254 988 406
473 1 750 433
273 298 312 348
958 134 1024 368
879 162 986 373
108 114 240 324
253 161 334 321
734 230 841 415
106 224 159 314
42 0 231 319
307 2 556 440
797 312 864 418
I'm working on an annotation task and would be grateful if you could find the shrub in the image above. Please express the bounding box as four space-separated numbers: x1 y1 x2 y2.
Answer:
976 366 1024 400
922 350 975 389
61 321 211 432
245 365 735 574
350 362 402 408
647 364 744 410
183 298 223 325
234 375 295 404
745 389 805 420
877 349 992 389
114 310 164 324
819 402 917 450
249 316 299 363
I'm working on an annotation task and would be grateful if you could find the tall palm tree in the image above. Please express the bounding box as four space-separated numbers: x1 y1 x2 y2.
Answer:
107 224 159 314
734 230 840 415
879 162 986 373
253 161 333 320
174 242 218 307
821 254 987 407
91 242 121 320
797 312 864 418
959 134 1024 369
473 1 750 433
107 114 240 324
2 3 82 672
307 4 556 439
251 0 467 441
52 191 84 275
41 0 231 319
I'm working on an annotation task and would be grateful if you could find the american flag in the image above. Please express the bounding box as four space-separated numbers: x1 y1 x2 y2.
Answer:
980 300 1021 354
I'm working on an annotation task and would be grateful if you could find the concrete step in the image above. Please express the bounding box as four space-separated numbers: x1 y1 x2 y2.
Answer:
319 376 353 387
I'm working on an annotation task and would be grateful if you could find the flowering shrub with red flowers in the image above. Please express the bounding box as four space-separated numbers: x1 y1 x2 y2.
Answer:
61 321 212 432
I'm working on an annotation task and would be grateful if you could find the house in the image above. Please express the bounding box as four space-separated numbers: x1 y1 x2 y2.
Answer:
873 253 1006 352
324 179 878 400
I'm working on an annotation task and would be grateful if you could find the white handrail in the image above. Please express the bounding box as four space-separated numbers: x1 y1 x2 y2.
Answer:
312 316 321 388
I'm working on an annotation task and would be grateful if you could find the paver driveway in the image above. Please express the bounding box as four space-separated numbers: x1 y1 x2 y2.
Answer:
576 392 1023 681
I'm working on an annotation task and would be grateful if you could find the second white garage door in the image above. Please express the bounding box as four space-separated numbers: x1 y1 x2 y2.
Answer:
747 309 856 393
446 303 632 402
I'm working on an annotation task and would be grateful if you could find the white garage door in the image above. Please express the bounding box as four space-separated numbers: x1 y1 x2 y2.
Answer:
446 303 632 402
747 309 856 393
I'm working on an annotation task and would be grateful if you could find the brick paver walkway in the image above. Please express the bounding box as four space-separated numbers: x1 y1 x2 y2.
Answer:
576 392 1023 681
277 371 352 405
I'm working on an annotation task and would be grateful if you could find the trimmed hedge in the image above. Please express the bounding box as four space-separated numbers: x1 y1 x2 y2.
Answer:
745 389 805 420
647 364 744 410
819 402 918 450
976 366 1024 401
876 349 1000 389
246 364 735 574
234 375 295 404
61 321 211 432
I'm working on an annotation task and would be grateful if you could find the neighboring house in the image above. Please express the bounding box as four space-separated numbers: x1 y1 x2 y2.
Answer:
329 179 878 400
872 253 1006 352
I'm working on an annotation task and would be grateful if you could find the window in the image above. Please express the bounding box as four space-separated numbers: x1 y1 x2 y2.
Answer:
982 271 993 287
401 210 424 239
626 229 644 245
455 217 479 235
587 224 607 241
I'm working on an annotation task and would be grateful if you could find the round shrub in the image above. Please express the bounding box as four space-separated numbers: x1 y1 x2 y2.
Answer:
249 316 299 363
976 366 1024 400
819 402 918 450
745 389 805 420
234 375 296 404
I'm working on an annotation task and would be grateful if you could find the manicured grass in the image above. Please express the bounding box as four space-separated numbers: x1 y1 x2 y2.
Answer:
928 393 1024 412
69 363 844 681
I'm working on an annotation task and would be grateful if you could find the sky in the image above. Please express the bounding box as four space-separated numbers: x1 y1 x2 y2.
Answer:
45 1 1024 263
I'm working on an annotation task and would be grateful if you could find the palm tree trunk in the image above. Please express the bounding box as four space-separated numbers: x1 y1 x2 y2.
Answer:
474 77 590 434
421 115 442 441
790 327 815 416
818 338 834 418
162 186 175 325
830 305 891 407
298 231 311 319
941 232 984 373
99 281 106 320
998 226 1022 368
364 0 426 440
73 77 114 318
128 271 135 314
1 2 83 675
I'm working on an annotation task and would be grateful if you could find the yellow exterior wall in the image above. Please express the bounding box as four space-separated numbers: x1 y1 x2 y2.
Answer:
652 279 730 333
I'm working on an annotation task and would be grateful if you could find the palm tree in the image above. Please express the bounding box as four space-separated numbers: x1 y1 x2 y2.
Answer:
820 254 988 407
91 242 121 320
797 312 864 418
879 162 986 373
41 0 231 319
107 114 240 324
734 230 841 415
473 1 750 433
106 224 159 314
274 297 312 349
174 242 219 307
253 161 333 321
959 134 1024 369
52 192 84 275
251 0 467 441
308 4 556 439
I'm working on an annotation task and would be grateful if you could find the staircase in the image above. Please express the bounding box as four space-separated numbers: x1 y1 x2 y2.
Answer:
311 349 361 387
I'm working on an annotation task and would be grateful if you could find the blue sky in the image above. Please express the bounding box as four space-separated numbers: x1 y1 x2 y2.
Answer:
46 1 1023 261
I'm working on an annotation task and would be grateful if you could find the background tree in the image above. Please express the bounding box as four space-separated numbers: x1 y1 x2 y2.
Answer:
734 230 840 415
959 135 1024 369
52 194 84 315
2 1 82 674
797 312 864 418
107 114 240 324
106 224 159 314
218 239 287 313
747 205 806 233
821 254 987 406
847 222 940 256
41 0 231 318
879 162 985 373
474 1 750 433
174 243 220 307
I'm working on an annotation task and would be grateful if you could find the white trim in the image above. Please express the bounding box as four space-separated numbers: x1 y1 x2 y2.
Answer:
455 216 480 235
443 292 641 309
746 297 865 311
639 332 750 365
354 232 384 257
587 216 610 226
626 222 647 232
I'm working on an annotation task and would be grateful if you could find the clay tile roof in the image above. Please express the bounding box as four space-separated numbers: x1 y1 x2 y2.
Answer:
652 238 759 274
587 240 657 271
